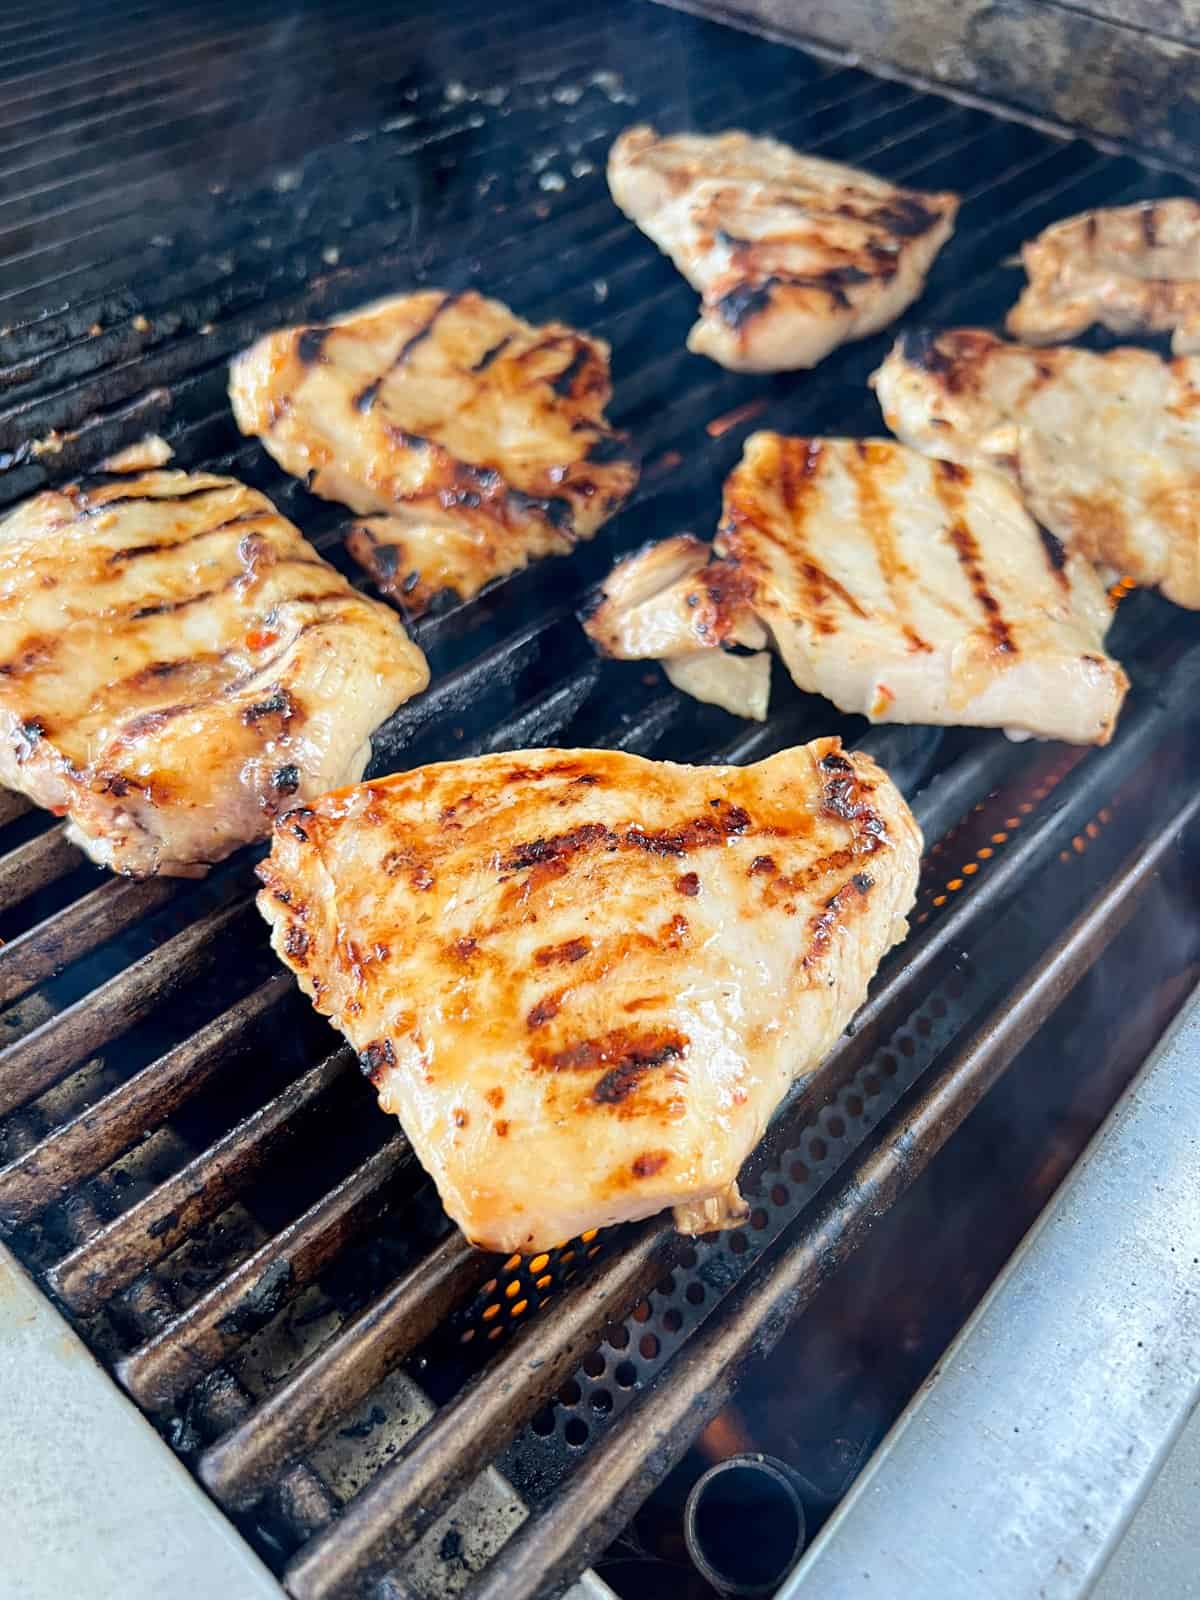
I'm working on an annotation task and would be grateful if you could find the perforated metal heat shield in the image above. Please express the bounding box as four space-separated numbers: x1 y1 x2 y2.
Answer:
1 3 1200 1598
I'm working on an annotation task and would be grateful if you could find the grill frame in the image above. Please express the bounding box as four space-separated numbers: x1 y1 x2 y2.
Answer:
2 5 1199 1598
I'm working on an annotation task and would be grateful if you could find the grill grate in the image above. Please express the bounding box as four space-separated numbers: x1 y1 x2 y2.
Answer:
2 3 1200 1597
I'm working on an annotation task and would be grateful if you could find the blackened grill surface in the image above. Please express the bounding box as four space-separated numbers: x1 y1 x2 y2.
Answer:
1 4 1199 1599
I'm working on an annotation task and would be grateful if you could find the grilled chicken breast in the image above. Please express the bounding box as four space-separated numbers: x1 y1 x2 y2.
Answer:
257 740 921 1252
586 434 1127 745
1007 199 1200 354
0 470 428 877
607 126 958 373
873 328 1200 610
229 290 638 615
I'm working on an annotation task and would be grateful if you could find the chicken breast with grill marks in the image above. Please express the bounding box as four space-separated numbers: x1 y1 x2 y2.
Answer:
585 434 1127 745
229 290 638 616
607 126 958 373
872 328 1200 610
1007 199 1200 354
0 469 428 877
258 741 920 1252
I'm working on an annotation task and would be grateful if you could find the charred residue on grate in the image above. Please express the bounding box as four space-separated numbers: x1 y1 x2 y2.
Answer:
1 3 1200 1598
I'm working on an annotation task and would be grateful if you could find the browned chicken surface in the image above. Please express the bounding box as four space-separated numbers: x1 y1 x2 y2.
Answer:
257 741 921 1252
1007 199 1200 353
586 434 1127 745
0 470 428 877
873 328 1200 610
608 125 958 372
229 290 638 615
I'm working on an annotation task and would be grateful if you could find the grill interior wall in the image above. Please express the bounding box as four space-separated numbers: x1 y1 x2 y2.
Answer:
1 3 1199 1598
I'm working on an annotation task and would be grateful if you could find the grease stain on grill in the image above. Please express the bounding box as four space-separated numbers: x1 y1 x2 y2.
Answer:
338 1404 388 1440
216 1258 294 1336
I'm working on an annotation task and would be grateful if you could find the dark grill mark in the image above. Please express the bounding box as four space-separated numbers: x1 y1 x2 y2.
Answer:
1038 525 1070 586
931 458 1016 653
369 540 400 578
806 872 877 967
354 377 383 413
352 293 458 411
947 520 1016 653
866 196 939 237
15 717 46 761
271 765 301 794
243 689 295 725
471 334 512 372
535 1026 688 1105
1086 212 1098 243
508 487 575 532
799 558 869 624
358 1039 396 1081
534 937 591 966
542 1027 687 1090
593 1058 673 1105
750 855 776 875
551 345 590 396
717 280 776 329
79 482 229 519
527 996 560 1029
1140 204 1158 247
502 822 611 872
297 328 330 364
130 589 216 620
675 872 700 896
287 808 315 843
284 925 309 961
625 802 751 857
502 804 752 877
631 1151 669 1179
718 260 882 329
402 293 457 360
900 328 954 377
817 750 886 849
107 512 263 564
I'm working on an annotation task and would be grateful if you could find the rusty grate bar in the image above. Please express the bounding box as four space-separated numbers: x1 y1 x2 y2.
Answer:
0 822 80 913
118 1133 414 1410
199 1230 492 1509
47 1043 355 1314
0 973 291 1227
0 889 254 1119
0 873 177 1010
